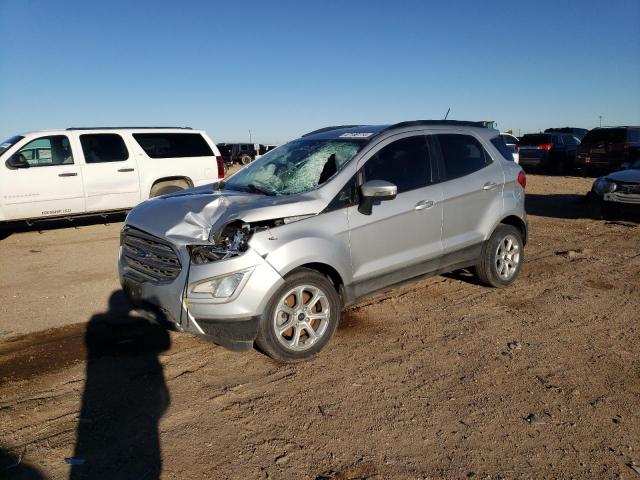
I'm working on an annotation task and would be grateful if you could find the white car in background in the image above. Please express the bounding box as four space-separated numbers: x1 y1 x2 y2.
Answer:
0 127 223 223
500 133 520 164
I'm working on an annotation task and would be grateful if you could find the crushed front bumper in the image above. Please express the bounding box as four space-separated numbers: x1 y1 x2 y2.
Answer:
119 243 285 352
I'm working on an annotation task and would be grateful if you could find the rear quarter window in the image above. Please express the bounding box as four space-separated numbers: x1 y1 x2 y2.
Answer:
491 136 515 161
133 133 213 158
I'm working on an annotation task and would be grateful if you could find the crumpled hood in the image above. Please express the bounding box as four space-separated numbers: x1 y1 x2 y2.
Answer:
606 168 640 184
125 184 325 245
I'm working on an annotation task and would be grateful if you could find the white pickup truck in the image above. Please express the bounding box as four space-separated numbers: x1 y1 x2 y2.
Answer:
0 127 223 222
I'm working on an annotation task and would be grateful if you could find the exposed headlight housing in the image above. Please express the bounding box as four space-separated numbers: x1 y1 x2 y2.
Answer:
190 268 254 299
190 225 250 264
593 178 617 194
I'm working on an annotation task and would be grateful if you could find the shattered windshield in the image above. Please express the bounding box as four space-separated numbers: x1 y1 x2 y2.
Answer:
222 138 365 196
0 135 24 158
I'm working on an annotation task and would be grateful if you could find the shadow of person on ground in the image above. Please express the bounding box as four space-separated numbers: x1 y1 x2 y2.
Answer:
0 447 44 480
69 291 171 480
0 212 127 241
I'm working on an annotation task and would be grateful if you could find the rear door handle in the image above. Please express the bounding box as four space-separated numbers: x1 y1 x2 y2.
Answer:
482 181 498 191
415 200 435 211
118 168 135 172
58 172 78 177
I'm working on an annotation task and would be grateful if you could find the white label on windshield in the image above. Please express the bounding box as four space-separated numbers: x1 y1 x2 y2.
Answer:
339 132 373 138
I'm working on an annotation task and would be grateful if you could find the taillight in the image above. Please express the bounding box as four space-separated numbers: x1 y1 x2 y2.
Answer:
216 156 225 179
538 143 553 151
623 143 629 151
518 170 526 189
515 144 521 151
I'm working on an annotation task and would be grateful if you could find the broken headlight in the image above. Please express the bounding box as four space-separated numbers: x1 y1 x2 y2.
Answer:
189 224 250 264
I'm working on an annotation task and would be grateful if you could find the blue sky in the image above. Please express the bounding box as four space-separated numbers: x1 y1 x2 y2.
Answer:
0 0 638 143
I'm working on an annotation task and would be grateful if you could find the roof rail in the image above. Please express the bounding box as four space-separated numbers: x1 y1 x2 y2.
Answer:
66 126 192 131
385 120 486 130
302 125 362 137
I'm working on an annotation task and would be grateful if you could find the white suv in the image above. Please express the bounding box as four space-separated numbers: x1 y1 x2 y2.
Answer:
0 127 223 222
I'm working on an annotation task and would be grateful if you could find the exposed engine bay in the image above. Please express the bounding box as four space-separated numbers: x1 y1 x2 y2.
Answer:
190 219 285 264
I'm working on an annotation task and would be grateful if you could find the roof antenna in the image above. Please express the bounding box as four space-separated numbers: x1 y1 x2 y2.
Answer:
444 108 451 120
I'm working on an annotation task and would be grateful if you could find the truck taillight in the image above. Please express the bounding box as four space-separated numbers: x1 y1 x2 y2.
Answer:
538 143 553 151
515 144 521 151
216 156 225 179
518 170 526 189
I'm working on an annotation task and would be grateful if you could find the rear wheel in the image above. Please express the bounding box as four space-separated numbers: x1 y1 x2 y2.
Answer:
240 154 252 165
255 269 340 362
474 224 524 288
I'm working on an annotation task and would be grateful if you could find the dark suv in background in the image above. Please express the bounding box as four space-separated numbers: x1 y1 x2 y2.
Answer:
517 132 580 174
544 127 589 141
575 127 640 175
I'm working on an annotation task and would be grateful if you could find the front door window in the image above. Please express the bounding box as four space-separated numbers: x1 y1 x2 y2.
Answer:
16 136 74 167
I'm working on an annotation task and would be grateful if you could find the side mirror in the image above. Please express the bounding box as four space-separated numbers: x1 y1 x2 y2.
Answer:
358 180 397 215
5 153 29 169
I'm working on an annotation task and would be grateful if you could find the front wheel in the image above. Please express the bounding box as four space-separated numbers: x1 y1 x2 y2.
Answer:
474 224 524 288
255 269 340 362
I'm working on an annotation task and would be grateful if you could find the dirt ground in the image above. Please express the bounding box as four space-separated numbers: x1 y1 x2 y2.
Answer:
1 174 639 479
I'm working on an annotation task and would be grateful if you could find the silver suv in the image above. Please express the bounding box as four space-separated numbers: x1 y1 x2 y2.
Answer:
119 121 527 362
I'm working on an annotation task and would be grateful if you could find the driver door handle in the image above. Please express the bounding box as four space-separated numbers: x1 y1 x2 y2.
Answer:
58 172 78 177
118 168 135 172
483 181 498 191
415 200 435 210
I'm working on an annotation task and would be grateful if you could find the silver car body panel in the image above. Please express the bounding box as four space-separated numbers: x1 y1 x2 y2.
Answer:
119 123 527 349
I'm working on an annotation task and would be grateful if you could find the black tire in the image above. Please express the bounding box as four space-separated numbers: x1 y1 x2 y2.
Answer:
150 180 189 197
255 268 341 362
152 185 183 197
240 154 252 166
474 224 524 288
552 159 566 175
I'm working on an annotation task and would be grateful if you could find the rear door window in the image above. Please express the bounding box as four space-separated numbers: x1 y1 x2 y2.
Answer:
80 134 129 163
132 133 213 158
362 135 431 193
436 134 492 180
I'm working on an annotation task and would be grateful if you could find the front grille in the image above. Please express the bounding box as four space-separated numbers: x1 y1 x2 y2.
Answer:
616 182 640 195
121 227 181 283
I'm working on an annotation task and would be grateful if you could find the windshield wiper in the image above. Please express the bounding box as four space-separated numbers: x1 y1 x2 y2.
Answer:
247 184 275 196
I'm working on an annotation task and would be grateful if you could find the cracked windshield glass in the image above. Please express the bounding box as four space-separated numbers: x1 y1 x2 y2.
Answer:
222 139 365 196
